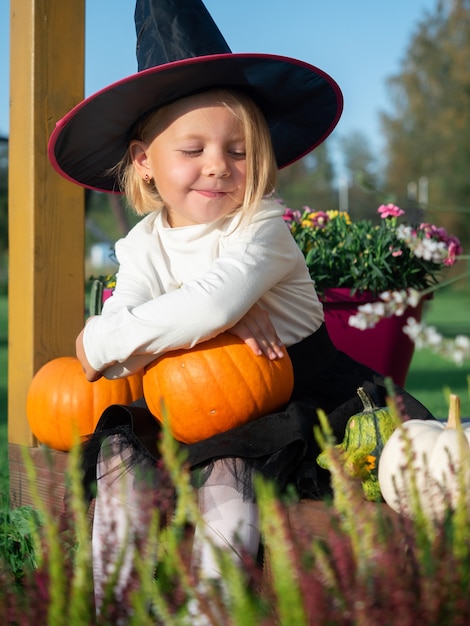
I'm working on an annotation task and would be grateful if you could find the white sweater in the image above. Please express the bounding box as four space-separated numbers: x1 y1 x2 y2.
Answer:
84 198 324 378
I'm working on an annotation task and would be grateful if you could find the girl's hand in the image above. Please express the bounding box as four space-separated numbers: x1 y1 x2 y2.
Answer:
228 303 285 360
76 323 103 382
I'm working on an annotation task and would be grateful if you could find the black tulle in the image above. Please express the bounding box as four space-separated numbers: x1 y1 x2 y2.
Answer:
82 324 434 502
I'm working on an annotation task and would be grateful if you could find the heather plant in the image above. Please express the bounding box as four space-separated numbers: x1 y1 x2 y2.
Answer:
2 398 470 624
0 505 42 588
3 441 95 626
303 394 470 625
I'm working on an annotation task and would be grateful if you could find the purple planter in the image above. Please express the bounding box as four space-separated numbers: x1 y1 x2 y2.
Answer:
321 288 426 387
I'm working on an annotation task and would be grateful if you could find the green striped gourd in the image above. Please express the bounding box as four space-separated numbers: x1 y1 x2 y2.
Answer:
317 387 397 501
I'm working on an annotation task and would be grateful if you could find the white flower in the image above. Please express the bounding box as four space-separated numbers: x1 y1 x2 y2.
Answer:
396 224 449 264
349 288 470 366
380 290 394 302
413 239 448 263
403 319 470 365
349 289 424 330
348 302 382 329
348 314 372 330
402 317 421 340
407 288 421 308
455 335 470 350
423 325 442 347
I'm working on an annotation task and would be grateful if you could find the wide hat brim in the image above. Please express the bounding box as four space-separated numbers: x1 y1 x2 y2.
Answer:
48 52 343 193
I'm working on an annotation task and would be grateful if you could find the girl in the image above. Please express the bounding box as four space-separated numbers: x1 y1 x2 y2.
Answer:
48 0 433 615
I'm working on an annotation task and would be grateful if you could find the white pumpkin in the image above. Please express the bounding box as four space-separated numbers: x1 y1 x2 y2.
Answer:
378 395 470 519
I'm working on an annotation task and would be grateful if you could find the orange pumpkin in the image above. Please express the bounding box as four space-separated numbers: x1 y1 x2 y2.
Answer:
143 333 294 444
26 356 143 451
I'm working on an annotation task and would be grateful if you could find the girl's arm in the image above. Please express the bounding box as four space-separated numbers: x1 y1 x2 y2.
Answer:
82 216 300 378
76 324 102 381
77 303 284 382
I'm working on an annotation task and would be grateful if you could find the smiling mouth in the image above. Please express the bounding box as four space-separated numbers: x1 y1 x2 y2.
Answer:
196 191 230 200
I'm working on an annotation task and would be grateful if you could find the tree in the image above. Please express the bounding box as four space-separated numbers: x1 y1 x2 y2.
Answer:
381 0 470 247
339 131 384 220
277 141 337 212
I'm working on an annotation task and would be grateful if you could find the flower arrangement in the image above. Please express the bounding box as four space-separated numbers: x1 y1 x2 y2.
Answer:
283 202 469 366
283 203 462 296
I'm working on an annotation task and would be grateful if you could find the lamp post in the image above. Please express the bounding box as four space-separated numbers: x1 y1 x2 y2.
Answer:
338 176 349 212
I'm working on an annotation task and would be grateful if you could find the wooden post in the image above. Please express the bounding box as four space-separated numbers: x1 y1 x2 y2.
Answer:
8 0 85 505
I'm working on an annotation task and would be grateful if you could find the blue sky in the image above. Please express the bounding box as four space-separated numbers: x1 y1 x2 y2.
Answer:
1 0 437 173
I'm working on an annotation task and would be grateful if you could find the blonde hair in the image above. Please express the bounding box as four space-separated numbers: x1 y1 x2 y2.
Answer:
113 89 278 219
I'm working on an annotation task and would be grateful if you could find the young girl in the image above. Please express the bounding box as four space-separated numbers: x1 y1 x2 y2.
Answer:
48 0 433 615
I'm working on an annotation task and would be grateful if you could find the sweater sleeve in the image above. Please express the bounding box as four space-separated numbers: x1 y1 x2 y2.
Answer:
83 214 299 378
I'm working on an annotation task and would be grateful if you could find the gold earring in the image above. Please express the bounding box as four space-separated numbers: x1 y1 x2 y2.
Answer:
144 174 151 185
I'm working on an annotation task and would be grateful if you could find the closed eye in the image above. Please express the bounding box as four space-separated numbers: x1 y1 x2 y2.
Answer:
179 148 245 159
229 150 246 159
180 149 203 156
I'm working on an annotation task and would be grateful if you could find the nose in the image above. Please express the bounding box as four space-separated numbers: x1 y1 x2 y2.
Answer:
202 150 230 178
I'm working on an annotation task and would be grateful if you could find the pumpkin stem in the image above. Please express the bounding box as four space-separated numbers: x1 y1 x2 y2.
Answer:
446 394 461 430
356 387 377 413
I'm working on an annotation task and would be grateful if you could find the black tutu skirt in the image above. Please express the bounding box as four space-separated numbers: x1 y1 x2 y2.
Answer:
82 323 434 501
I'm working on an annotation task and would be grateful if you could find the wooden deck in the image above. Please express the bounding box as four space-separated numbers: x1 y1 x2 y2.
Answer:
8 443 69 512
8 442 397 546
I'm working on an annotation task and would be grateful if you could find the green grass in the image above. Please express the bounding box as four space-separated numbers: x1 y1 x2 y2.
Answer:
407 350 470 417
406 287 470 418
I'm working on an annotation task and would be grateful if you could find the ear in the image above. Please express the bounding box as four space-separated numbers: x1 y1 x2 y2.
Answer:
130 140 151 179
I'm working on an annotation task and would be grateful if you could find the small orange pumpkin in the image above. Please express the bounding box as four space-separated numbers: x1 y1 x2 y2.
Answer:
143 333 294 444
26 356 143 451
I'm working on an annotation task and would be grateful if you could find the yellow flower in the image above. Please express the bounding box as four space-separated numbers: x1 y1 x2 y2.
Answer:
302 211 330 229
327 210 351 224
364 455 376 471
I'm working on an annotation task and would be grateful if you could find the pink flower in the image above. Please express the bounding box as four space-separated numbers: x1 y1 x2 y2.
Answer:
282 208 301 223
449 235 463 254
378 204 405 219
417 225 463 264
309 211 330 228
418 223 437 239
444 238 463 266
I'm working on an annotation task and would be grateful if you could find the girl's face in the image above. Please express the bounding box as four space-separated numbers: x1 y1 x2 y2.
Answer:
131 93 247 227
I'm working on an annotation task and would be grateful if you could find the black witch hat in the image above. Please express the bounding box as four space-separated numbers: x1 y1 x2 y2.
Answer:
48 0 343 193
